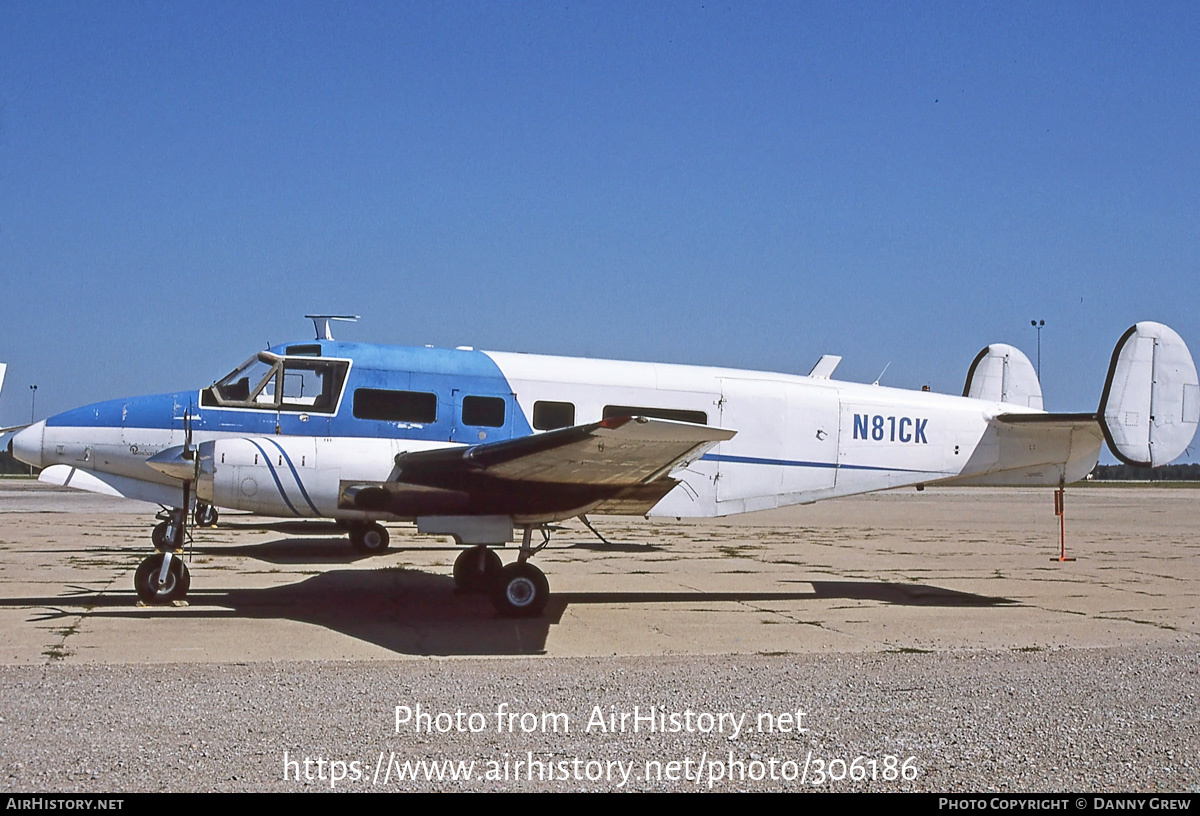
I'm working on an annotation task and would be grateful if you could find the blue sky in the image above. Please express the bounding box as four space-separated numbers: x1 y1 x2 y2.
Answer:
2 2 1198 458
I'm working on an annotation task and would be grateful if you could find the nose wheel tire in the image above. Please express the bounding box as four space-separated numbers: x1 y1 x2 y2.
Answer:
134 553 191 604
453 546 503 593
350 522 390 554
489 562 549 618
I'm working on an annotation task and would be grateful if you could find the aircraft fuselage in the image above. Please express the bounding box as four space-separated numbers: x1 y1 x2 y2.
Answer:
11 339 1103 521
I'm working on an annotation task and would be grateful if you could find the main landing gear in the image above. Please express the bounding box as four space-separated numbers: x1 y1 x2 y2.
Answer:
453 545 503 593
194 502 218 527
452 526 553 618
348 521 390 554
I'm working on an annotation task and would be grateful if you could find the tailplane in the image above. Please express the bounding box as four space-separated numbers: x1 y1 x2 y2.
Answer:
947 321 1198 487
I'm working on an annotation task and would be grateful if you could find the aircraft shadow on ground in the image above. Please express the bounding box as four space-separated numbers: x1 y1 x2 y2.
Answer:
8 572 1015 657
214 520 346 535
562 540 665 553
189 537 411 564
35 528 661 562
25 538 431 565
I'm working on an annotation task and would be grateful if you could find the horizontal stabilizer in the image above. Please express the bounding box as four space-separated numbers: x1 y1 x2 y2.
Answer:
1099 322 1200 467
963 344 1043 409
944 411 1104 486
993 412 1097 428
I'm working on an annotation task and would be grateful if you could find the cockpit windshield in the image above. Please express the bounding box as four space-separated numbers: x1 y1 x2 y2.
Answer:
202 352 349 413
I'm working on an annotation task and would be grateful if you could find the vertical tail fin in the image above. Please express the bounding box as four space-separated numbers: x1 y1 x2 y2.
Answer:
1099 322 1199 467
962 344 1043 409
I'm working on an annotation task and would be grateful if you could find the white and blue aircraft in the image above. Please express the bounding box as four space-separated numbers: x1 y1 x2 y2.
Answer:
8 317 1198 617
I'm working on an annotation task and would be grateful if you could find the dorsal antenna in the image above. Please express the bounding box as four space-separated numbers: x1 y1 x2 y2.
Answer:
305 314 359 341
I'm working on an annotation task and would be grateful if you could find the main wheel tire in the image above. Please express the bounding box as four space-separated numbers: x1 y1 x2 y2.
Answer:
134 553 191 604
453 546 502 593
489 562 549 618
194 504 218 527
350 522 390 554
151 521 170 550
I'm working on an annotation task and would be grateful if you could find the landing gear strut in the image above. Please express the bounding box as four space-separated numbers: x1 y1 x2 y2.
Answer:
137 408 199 605
489 525 551 617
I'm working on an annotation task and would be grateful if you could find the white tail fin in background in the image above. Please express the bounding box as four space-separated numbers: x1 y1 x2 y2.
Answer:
962 343 1043 409
1099 322 1199 467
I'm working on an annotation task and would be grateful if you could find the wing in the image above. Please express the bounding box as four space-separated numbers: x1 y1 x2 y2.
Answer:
341 416 735 522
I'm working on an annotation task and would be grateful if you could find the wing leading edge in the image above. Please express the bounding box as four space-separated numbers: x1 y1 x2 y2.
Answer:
341 416 735 522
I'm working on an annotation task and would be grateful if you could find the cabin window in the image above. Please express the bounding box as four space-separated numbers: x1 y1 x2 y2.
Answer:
602 405 707 425
353 388 437 423
462 396 506 427
533 400 575 430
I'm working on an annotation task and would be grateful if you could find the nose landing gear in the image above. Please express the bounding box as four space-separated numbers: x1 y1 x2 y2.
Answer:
138 506 191 605
134 551 191 604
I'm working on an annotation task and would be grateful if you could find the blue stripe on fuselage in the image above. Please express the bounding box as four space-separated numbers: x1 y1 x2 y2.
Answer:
701 453 933 475
260 437 322 516
246 439 302 516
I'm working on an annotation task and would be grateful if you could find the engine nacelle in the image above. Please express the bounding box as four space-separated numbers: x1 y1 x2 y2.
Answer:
195 435 458 518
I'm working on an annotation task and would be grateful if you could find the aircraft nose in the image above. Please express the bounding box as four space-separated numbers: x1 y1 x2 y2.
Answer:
11 421 46 470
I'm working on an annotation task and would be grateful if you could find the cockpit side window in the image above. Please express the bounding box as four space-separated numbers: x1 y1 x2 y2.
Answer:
279 361 342 411
202 354 348 413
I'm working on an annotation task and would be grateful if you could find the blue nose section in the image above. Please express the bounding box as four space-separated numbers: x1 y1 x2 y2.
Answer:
45 397 129 428
43 392 192 432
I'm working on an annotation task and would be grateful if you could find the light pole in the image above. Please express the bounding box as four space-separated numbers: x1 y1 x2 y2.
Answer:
1030 320 1044 380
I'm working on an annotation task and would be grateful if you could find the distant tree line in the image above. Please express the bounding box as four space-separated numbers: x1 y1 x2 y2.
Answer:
0 449 32 475
1091 463 1200 481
